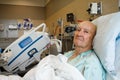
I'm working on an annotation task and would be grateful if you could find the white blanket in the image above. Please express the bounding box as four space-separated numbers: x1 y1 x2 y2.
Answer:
0 75 24 80
23 54 85 80
0 54 85 80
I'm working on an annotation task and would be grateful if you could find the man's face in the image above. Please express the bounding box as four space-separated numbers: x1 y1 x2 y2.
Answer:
73 21 96 49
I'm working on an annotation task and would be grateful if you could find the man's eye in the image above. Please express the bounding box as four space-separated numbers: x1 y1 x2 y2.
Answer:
84 31 88 33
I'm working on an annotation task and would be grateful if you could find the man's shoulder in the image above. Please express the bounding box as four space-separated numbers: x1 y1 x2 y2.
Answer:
86 52 103 69
86 51 101 63
64 50 74 57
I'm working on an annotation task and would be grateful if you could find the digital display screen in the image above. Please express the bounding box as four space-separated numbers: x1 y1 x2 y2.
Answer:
19 37 32 48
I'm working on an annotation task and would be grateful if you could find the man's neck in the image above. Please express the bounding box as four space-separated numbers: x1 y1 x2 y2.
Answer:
68 46 92 61
75 47 92 56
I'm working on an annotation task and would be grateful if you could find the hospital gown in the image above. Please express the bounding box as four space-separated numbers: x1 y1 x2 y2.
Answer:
64 49 106 80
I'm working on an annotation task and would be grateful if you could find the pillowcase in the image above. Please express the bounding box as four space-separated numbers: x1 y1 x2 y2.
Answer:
92 12 120 79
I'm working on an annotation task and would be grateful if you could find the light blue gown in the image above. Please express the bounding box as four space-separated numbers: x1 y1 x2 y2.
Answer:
64 50 106 80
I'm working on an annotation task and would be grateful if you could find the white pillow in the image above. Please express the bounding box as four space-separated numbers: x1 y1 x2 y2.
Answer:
115 33 120 79
92 12 120 79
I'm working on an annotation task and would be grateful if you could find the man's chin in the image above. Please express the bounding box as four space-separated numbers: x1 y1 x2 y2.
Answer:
75 43 84 47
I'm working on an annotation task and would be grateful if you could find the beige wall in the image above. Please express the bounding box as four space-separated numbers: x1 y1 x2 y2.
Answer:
45 0 119 35
0 4 45 27
0 4 45 19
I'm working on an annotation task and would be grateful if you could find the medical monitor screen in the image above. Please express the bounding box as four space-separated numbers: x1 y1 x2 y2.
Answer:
19 36 32 48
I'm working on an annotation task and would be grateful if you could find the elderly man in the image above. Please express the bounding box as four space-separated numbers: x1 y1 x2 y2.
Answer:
64 21 106 80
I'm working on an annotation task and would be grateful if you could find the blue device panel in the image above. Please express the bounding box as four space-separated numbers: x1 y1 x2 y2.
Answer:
19 37 32 48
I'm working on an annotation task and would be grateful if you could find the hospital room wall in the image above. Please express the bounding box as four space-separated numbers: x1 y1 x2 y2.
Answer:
45 0 119 35
0 4 45 27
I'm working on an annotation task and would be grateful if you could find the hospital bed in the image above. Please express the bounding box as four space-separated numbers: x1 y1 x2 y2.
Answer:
0 23 62 74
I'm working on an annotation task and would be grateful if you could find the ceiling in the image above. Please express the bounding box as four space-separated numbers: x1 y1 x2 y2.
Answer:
0 0 50 7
